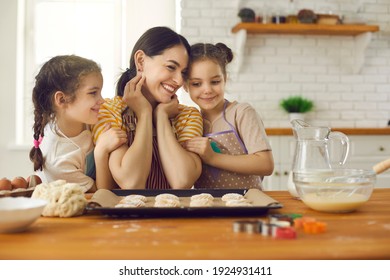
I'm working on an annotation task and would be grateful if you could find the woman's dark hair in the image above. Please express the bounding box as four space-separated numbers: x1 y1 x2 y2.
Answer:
188 42 233 78
116 26 191 97
29 55 101 171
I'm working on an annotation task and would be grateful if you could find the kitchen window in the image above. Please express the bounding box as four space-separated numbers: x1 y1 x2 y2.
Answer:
16 0 177 146
17 0 123 146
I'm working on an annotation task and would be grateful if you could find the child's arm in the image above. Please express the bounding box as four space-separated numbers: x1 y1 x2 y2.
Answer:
94 123 127 189
155 98 202 189
184 137 274 176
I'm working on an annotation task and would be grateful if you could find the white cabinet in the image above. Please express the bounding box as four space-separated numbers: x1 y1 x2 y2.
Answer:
262 136 295 190
344 135 390 188
263 134 390 190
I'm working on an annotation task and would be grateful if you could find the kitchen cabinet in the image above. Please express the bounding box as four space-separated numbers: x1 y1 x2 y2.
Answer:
263 133 390 190
230 23 380 74
262 135 295 191
344 135 390 188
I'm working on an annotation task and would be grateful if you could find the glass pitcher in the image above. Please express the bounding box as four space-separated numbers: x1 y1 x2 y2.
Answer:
287 119 350 198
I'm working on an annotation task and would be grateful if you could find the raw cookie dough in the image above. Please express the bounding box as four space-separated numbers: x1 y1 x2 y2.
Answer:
154 198 181 208
221 193 245 202
115 200 146 208
191 193 214 201
190 198 213 207
155 193 180 201
225 199 252 207
119 194 147 203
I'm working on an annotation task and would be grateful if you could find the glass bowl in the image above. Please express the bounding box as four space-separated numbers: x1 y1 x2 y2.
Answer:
293 168 376 213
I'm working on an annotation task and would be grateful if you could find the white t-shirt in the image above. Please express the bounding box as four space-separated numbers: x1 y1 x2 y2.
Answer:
36 123 95 192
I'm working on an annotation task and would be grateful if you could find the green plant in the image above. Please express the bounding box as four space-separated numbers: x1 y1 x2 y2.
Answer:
280 95 314 113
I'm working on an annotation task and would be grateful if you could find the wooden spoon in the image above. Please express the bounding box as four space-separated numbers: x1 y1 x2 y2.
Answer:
373 158 390 174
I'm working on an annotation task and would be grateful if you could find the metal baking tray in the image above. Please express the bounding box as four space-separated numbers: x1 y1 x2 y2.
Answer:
86 188 283 218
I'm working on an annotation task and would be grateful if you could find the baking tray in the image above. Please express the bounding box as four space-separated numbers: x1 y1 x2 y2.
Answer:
86 188 283 218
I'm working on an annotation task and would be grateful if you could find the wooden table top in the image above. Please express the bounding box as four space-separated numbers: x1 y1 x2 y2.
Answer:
1 189 390 260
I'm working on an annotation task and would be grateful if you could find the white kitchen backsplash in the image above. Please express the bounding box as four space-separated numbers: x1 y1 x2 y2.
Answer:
179 0 390 128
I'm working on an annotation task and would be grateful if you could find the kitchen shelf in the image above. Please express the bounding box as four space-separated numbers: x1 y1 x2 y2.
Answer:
230 23 380 75
231 23 379 36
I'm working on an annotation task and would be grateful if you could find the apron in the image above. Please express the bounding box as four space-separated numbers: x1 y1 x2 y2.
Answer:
123 109 171 189
195 102 262 189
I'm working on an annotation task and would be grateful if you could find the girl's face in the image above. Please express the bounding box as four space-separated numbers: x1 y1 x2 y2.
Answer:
142 44 188 105
64 71 104 126
186 59 226 113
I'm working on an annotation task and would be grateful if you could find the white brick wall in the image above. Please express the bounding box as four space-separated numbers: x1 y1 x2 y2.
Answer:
179 0 390 128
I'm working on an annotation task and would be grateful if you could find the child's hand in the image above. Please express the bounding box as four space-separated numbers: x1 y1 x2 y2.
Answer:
183 137 215 163
95 123 127 154
122 73 151 117
155 94 179 120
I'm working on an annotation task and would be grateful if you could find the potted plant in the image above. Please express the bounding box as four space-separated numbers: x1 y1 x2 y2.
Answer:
280 95 314 121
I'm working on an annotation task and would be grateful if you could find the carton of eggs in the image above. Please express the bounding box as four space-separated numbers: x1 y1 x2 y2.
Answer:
0 175 42 194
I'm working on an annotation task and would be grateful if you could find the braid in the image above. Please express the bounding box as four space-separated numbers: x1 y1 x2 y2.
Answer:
29 87 50 171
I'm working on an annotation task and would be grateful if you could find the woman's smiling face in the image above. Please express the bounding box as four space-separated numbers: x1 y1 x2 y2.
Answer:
141 44 189 105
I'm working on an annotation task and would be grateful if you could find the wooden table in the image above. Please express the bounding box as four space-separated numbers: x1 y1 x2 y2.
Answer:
1 189 390 260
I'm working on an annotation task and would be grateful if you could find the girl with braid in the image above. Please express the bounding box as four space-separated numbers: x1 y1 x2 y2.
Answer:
29 55 127 192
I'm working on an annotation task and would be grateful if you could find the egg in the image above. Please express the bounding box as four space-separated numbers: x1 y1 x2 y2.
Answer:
26 175 42 187
11 176 28 189
0 177 12 191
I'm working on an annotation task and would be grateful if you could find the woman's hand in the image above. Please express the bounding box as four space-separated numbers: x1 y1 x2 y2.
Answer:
122 73 151 117
183 136 215 164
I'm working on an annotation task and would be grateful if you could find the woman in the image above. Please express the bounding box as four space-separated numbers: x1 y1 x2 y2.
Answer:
92 26 203 190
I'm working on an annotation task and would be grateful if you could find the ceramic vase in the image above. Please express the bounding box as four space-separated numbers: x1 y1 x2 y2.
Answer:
289 113 305 122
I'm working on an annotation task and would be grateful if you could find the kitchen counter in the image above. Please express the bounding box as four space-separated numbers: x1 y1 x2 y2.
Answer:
266 127 390 135
1 189 389 260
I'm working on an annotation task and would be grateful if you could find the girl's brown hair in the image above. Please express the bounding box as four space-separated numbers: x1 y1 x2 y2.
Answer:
188 42 233 79
29 55 101 171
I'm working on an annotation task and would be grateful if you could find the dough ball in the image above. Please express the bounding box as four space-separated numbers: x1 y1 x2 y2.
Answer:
119 194 147 203
155 193 180 202
189 198 213 207
191 193 214 201
221 193 245 202
32 180 86 217
154 198 181 208
225 199 252 207
115 200 146 208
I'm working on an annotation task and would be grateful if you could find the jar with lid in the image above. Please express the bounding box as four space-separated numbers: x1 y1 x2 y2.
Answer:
286 0 299 23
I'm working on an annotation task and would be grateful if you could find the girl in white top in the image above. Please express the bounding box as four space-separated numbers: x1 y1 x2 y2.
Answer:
183 43 274 189
29 55 127 192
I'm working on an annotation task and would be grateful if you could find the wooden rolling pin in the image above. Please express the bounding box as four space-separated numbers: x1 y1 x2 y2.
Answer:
373 158 390 174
